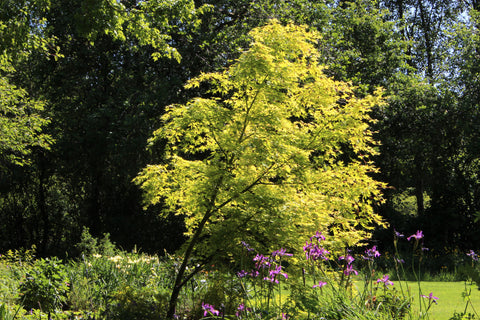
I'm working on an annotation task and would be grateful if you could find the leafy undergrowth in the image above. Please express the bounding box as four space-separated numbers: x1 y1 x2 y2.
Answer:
1 229 480 319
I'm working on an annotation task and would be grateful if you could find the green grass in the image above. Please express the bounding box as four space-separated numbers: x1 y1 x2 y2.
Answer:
352 279 480 319
403 281 480 320
359 280 480 320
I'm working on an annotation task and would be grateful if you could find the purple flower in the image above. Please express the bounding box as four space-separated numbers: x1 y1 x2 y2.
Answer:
241 241 254 252
253 254 271 269
237 270 249 278
250 270 260 277
313 281 327 288
202 302 220 317
310 231 326 242
272 248 293 257
376 275 394 286
363 245 381 260
263 275 280 283
407 230 424 241
344 264 358 276
269 265 283 277
235 304 251 317
304 242 330 261
339 254 355 264
282 313 290 320
263 265 288 283
421 292 438 304
467 250 479 262
395 257 405 264
236 303 244 317
394 229 404 238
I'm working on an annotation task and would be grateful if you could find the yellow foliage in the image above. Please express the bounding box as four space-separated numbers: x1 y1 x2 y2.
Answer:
135 20 386 260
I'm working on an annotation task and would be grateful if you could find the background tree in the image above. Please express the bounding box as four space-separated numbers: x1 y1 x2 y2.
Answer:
0 0 203 255
0 0 56 251
3 0 480 263
0 0 55 168
371 0 480 253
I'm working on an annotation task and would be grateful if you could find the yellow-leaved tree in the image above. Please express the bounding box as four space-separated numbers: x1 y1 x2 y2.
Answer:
134 20 386 318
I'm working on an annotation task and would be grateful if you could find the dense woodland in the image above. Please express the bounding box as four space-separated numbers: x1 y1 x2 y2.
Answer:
2 0 480 261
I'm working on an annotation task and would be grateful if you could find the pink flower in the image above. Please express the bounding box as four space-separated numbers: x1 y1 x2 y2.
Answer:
407 230 424 241
339 254 355 264
363 246 381 260
421 292 438 304
467 250 479 262
313 281 327 288
202 302 220 316
344 264 358 276
272 248 293 257
376 274 394 286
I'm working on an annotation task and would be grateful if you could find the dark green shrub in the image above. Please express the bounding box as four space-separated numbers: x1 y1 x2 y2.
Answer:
0 246 36 305
18 257 70 311
75 227 116 257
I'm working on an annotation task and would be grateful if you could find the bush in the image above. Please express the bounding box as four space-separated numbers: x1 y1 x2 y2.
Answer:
18 257 70 312
104 285 167 320
0 246 36 305
75 227 116 257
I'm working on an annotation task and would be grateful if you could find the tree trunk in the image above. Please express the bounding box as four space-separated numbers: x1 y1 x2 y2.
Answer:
166 175 225 319
417 0 434 79
415 155 425 215
88 170 103 237
165 211 213 319
415 177 425 216
38 155 50 255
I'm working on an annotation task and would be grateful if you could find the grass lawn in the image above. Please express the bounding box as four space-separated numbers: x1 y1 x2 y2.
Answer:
391 281 480 319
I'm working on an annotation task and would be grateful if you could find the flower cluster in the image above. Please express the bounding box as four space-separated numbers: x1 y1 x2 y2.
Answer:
363 245 381 261
303 232 330 261
376 274 394 286
339 254 358 276
264 265 288 283
237 243 290 284
253 254 271 270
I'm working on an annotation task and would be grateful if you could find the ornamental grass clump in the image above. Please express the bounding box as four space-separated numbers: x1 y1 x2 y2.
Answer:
294 232 412 319
201 232 420 320
391 229 440 319
202 241 293 319
69 249 177 317
452 249 480 319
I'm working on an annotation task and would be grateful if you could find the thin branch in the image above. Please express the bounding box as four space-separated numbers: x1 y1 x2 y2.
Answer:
207 122 229 160
178 261 207 289
238 75 269 144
